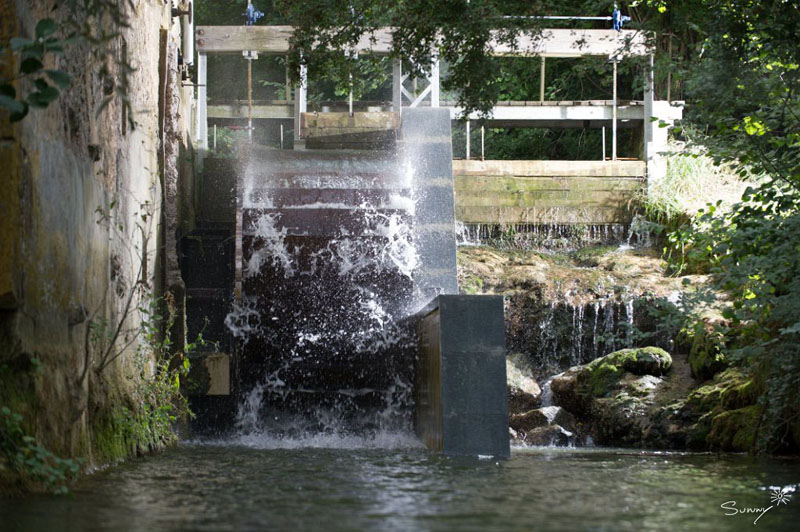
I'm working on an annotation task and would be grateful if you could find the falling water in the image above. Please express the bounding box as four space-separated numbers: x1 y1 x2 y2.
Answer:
225 148 422 440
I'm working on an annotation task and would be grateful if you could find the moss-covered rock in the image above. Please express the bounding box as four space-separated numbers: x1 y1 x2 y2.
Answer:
644 368 760 452
591 347 672 377
707 405 761 452
685 368 757 413
682 321 727 380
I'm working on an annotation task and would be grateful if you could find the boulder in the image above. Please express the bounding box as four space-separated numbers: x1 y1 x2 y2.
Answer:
510 406 578 435
548 347 676 447
643 367 758 451
521 425 575 447
707 405 760 452
506 354 541 414
598 347 672 377
549 367 588 416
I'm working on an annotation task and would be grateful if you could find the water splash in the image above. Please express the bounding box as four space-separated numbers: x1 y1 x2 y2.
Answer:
228 149 421 438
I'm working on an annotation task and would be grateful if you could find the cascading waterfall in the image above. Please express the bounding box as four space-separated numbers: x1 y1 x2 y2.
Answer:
224 148 422 440
506 293 644 382
456 222 638 251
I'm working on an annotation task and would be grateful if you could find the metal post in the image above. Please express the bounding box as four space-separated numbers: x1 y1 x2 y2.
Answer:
294 63 307 141
481 125 485 160
602 126 606 161
349 73 354 117
612 60 618 161
213 124 217 151
247 55 253 142
285 56 291 101
540 56 546 102
431 57 440 108
666 36 672 102
280 123 284 149
466 120 471 160
392 59 402 111
196 52 208 150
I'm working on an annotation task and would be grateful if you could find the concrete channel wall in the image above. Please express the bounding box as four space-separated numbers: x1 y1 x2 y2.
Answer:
453 159 646 225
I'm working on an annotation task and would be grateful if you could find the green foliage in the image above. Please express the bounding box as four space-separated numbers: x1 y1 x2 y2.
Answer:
134 295 196 436
0 406 81 494
1 2 136 127
212 126 250 157
653 180 800 452
0 19 74 121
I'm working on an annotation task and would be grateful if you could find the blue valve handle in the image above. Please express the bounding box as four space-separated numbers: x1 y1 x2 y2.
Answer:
245 4 264 26
612 7 631 31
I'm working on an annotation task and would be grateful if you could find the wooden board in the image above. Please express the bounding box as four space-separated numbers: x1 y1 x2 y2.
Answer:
453 160 646 178
196 25 393 54
454 175 644 193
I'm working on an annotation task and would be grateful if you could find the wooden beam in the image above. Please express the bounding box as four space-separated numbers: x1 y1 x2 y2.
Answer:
196 26 393 54
196 26 650 57
490 29 650 58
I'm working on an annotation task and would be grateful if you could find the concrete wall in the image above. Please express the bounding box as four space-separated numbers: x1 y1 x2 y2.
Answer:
453 160 645 225
400 108 459 299
0 0 193 471
415 295 509 458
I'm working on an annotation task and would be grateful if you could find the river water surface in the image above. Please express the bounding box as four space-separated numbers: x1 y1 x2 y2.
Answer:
2 436 799 531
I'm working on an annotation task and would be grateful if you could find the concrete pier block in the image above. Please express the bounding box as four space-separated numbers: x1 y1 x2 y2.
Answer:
400 108 459 299
415 295 510 458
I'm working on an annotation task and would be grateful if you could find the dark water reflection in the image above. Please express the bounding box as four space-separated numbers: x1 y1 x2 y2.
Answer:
2 438 799 531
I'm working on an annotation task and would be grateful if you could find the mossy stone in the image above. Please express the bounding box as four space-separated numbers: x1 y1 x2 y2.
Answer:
685 322 727 380
707 405 761 452
588 347 672 377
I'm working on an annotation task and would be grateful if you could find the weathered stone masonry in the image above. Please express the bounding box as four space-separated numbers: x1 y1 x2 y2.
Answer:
1 0 193 470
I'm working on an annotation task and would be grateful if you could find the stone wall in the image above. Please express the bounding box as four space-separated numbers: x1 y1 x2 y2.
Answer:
0 0 193 479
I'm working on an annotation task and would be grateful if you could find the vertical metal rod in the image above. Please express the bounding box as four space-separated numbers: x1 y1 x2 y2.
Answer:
392 59 402 111
612 60 618 161
197 53 208 150
666 36 672 102
247 56 253 142
213 124 217 151
349 73 354 117
540 56 546 102
430 57 440 108
602 126 606 161
481 125 485 161
285 56 291 101
466 120 471 160
280 123 284 149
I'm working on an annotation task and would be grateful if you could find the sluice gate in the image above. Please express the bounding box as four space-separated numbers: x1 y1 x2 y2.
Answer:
185 109 509 456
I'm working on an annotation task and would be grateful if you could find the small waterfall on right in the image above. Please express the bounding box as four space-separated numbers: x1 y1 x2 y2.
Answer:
506 295 643 381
